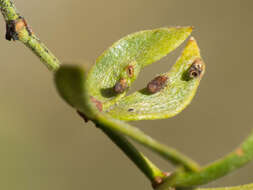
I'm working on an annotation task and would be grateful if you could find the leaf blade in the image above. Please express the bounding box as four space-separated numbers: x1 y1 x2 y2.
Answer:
86 27 193 105
105 37 205 121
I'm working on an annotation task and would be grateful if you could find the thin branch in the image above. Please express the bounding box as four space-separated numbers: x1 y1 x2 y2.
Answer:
99 125 165 182
0 0 60 71
197 183 253 190
77 111 164 183
94 113 200 172
157 131 253 189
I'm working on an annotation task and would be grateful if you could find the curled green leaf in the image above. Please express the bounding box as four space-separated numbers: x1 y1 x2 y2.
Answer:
105 37 205 121
54 65 96 119
86 27 193 105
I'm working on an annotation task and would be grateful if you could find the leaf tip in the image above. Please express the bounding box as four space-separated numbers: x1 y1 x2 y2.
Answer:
182 26 194 33
183 37 206 80
174 26 194 33
188 26 194 32
184 36 201 56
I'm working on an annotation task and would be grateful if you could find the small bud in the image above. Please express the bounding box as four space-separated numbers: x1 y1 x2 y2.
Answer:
147 76 168 94
15 19 26 33
114 78 128 94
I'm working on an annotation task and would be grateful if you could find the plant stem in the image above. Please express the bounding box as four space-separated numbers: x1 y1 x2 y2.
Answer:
197 183 253 190
1 0 165 182
98 124 164 181
94 114 200 172
0 0 60 71
157 131 253 189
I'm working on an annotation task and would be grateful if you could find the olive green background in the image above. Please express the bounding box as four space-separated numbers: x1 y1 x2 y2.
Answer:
0 0 253 189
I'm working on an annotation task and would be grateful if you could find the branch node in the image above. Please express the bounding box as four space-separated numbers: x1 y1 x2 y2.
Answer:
5 16 32 41
152 172 172 189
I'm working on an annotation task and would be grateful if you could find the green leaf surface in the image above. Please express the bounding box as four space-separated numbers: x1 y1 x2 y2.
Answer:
105 37 205 121
86 27 193 105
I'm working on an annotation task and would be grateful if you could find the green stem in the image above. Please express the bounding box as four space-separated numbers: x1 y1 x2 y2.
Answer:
197 183 253 190
0 0 19 21
94 114 200 172
157 131 253 189
0 0 60 71
98 125 164 181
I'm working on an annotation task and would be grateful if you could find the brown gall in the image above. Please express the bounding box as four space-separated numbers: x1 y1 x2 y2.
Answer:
147 75 168 94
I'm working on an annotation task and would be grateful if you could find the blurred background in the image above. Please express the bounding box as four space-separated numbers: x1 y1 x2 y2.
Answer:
1 0 253 189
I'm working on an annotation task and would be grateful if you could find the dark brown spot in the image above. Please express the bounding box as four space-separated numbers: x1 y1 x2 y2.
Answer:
188 58 205 79
147 76 168 94
22 18 33 36
126 65 134 78
90 97 103 111
44 48 49 53
6 20 18 41
128 108 134 112
114 78 128 94
152 176 163 189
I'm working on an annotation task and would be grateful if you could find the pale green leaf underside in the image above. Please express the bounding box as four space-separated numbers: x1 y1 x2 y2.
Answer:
54 65 96 119
105 38 205 121
86 27 193 104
